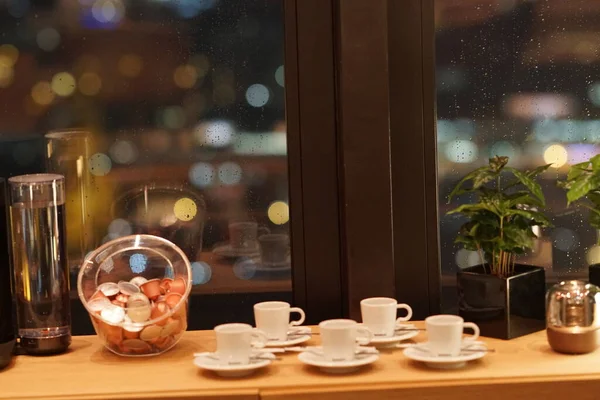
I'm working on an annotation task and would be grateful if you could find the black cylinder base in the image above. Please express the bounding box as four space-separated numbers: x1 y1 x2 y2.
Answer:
20 335 71 355
0 339 15 369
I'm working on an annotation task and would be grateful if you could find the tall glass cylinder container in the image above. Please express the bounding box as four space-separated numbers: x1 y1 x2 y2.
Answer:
0 178 15 368
45 129 94 275
8 174 71 354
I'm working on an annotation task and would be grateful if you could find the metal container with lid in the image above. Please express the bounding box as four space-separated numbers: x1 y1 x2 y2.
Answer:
546 280 600 354
8 173 71 355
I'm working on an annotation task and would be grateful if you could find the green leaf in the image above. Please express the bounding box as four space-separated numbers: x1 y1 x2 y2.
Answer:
506 168 546 206
501 225 535 252
455 236 479 251
468 223 479 236
448 157 550 272
567 174 600 205
489 156 509 173
506 192 544 208
505 164 551 191
588 192 600 207
567 161 590 180
557 180 571 190
590 209 600 230
472 169 496 189
506 209 552 227
447 203 500 217
447 166 489 202
592 155 600 172
526 164 553 178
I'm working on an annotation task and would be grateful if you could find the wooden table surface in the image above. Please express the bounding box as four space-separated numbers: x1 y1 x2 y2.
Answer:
3 323 600 400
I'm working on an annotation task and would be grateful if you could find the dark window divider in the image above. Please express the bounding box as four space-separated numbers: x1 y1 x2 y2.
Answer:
388 0 440 317
335 0 396 319
284 0 343 324
332 0 440 319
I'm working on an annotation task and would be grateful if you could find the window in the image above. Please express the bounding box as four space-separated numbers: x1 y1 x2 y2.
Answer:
0 0 298 331
435 0 600 312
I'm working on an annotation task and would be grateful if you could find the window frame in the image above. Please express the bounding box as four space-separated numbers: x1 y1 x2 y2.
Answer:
284 0 344 323
332 0 440 319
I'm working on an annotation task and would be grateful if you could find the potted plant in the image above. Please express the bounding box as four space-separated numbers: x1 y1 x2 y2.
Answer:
560 154 600 286
447 156 552 339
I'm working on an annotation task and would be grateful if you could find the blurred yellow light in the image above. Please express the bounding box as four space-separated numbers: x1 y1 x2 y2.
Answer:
51 72 76 97
173 65 197 89
0 44 19 66
587 246 600 265
0 55 12 69
118 54 143 78
543 144 568 168
79 72 102 96
31 81 55 105
268 201 290 225
173 197 197 222
0 64 14 88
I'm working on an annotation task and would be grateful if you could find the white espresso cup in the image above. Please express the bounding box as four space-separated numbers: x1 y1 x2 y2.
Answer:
229 221 270 250
319 319 373 361
254 301 306 341
214 323 268 365
258 234 290 266
425 315 479 356
360 297 413 337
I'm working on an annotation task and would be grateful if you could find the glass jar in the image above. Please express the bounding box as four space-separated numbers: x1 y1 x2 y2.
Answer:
546 280 600 354
77 234 192 356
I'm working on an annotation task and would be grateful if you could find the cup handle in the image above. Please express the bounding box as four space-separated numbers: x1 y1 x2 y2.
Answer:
251 329 269 348
356 326 374 345
289 307 305 326
395 304 413 323
463 322 480 342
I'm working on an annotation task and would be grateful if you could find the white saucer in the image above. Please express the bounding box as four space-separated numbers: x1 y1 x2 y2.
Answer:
298 351 379 374
193 352 272 377
235 257 291 273
365 324 420 348
403 342 487 369
213 243 260 258
254 258 291 272
264 327 312 347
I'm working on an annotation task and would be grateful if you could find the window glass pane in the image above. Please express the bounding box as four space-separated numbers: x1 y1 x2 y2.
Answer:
436 0 598 312
0 0 290 331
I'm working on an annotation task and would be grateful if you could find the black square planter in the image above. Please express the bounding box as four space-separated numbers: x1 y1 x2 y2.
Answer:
0 339 14 369
589 264 600 287
457 264 546 340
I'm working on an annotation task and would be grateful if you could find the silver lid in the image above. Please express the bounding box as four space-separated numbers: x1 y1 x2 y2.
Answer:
8 173 65 207
547 280 600 333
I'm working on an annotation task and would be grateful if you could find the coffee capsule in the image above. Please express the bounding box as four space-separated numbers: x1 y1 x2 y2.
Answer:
98 282 120 297
129 276 148 287
118 281 140 296
140 279 161 300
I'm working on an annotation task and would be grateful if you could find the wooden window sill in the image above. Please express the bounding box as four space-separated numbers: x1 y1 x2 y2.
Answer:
3 322 600 400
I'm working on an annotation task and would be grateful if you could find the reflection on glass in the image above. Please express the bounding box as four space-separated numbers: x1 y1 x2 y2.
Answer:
0 0 290 330
45 129 96 271
112 184 207 262
436 0 600 312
